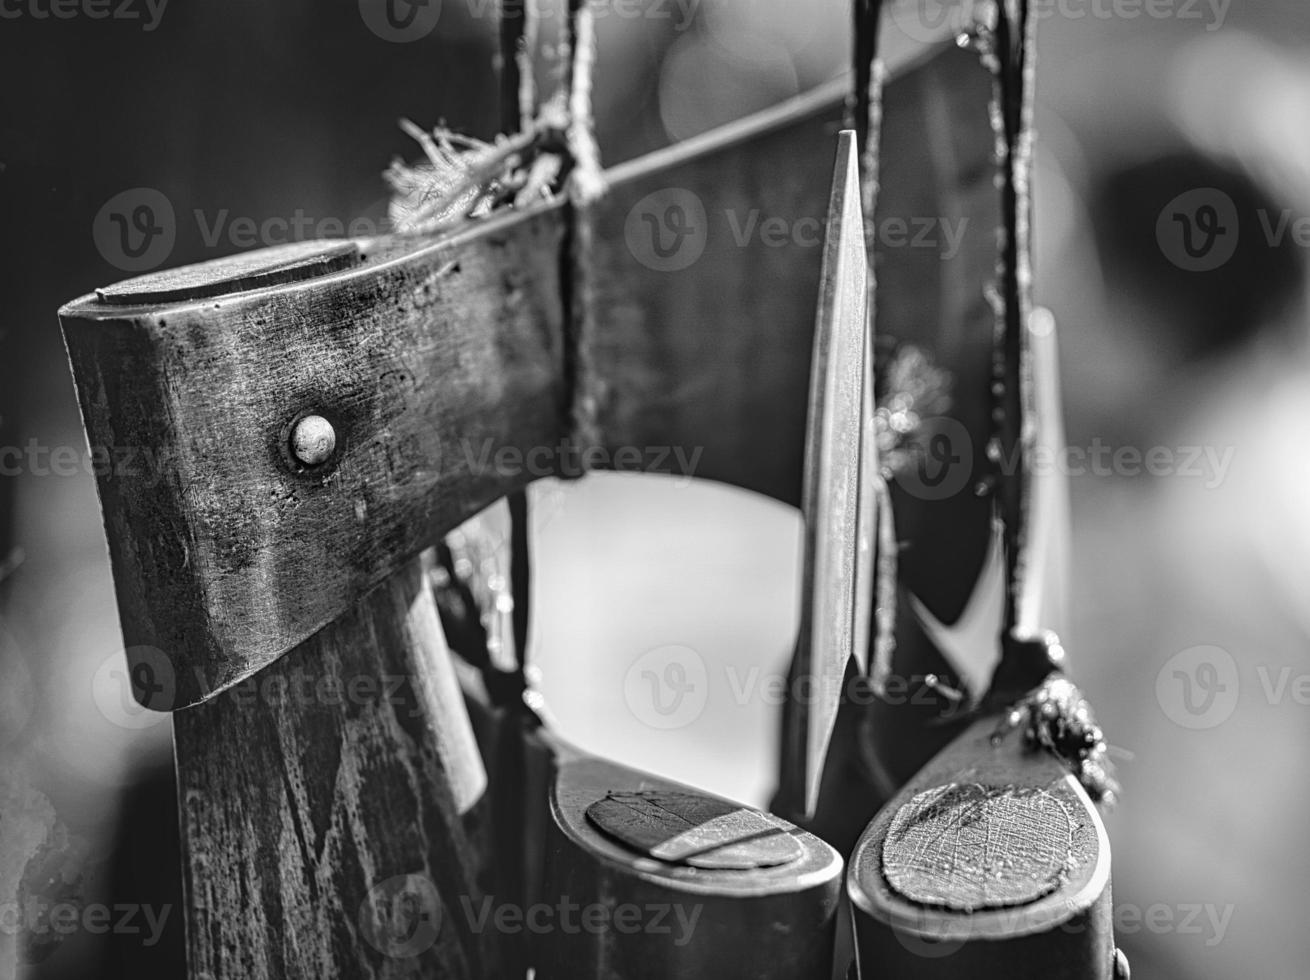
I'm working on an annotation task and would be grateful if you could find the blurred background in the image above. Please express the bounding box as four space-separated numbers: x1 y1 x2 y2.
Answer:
3 0 1310 977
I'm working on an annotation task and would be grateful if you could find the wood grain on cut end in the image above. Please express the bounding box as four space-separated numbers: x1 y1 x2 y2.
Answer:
586 790 803 870
537 754 843 980
173 558 493 979
881 782 1073 912
847 716 1115 980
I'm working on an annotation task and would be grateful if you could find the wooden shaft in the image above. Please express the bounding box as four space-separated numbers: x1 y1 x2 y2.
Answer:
843 8 1118 978
846 716 1115 980
173 556 495 979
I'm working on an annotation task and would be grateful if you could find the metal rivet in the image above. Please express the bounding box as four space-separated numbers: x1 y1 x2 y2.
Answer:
290 414 336 466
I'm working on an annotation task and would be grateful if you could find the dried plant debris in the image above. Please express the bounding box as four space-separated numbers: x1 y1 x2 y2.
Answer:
385 99 577 236
874 339 954 477
992 675 1119 806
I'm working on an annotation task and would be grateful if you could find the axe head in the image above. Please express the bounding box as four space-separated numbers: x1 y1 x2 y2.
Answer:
794 129 876 819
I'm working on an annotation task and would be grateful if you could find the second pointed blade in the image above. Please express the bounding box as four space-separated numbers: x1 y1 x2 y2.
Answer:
797 130 873 819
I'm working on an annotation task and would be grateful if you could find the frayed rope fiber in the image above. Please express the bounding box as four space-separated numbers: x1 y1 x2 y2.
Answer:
385 0 607 464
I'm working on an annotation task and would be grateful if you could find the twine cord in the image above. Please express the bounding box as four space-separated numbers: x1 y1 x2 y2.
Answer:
563 0 606 464
386 1 606 465
852 0 899 699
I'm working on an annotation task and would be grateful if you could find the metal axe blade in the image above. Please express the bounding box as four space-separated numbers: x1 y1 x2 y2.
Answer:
794 129 875 819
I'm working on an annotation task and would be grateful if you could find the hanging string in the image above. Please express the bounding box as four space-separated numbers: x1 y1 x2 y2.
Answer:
565 1 606 206
989 0 1036 640
502 0 541 686
850 0 882 153
499 0 537 132
974 0 1117 805
562 0 607 466
850 0 898 699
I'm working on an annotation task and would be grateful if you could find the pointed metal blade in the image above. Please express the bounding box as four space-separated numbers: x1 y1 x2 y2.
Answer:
796 130 873 819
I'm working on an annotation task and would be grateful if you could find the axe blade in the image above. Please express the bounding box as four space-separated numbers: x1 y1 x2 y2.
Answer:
796 129 875 819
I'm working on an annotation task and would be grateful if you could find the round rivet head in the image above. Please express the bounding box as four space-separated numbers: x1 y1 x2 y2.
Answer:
290 414 336 467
